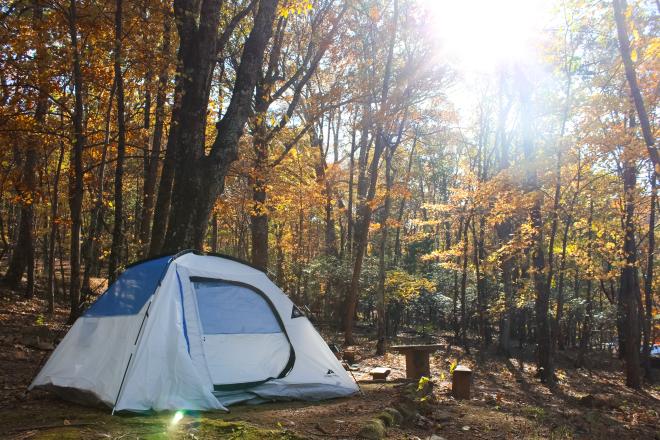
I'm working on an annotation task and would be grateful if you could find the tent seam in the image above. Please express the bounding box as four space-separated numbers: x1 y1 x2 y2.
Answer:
176 269 191 355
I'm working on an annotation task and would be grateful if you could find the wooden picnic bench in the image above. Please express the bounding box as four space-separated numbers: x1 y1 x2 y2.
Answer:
390 344 444 379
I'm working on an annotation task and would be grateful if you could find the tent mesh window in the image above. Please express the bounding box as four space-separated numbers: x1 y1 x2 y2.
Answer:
193 280 283 335
191 279 292 388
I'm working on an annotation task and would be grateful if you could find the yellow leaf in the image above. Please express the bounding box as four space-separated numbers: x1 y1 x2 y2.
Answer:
632 28 639 41
417 376 430 391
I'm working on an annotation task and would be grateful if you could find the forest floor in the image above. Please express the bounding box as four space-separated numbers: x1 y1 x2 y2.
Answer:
1 290 659 439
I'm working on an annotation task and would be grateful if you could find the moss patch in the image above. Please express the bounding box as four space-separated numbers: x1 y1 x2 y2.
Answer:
375 410 395 427
197 418 301 439
32 427 86 440
357 418 386 439
383 407 403 425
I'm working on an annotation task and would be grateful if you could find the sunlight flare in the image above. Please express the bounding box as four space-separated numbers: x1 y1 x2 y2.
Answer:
171 410 185 426
421 0 549 71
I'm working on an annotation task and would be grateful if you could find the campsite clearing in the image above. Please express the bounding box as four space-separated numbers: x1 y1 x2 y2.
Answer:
1 293 659 439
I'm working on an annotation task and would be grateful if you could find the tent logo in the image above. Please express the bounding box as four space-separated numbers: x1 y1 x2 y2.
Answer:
291 305 305 319
326 369 336 376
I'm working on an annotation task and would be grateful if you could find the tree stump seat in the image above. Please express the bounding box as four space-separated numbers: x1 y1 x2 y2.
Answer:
369 367 391 381
390 344 444 379
451 365 472 399
343 346 357 363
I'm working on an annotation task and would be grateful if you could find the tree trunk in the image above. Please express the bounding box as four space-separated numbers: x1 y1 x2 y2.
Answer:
274 222 285 286
108 0 126 283
459 215 470 350
344 139 387 344
498 255 514 355
67 0 86 323
249 6 343 269
344 0 398 345
211 212 218 252
519 69 554 384
617 277 627 359
47 144 65 313
471 217 488 346
376 149 393 355
576 197 593 368
531 162 552 385
620 159 641 389
322 164 338 260
555 150 583 352
554 214 571 351
82 79 115 290
139 13 171 257
346 127 356 259
613 0 660 169
4 147 37 297
495 76 515 356
495 140 514 355
4 0 47 298
641 168 655 377
549 67 572 353
162 0 279 253
149 70 182 257
311 124 341 321
546 149 562 355
450 217 462 342
393 135 417 265
250 128 269 271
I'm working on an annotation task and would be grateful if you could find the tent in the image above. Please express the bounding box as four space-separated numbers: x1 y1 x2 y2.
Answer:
30 250 358 412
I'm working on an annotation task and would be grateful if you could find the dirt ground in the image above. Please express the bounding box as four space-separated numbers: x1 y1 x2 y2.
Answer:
1 290 659 439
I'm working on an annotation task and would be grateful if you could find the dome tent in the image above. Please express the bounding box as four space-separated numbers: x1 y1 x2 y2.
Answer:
30 251 358 412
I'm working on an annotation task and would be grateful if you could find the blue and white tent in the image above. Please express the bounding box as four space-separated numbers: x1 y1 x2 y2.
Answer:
30 251 358 412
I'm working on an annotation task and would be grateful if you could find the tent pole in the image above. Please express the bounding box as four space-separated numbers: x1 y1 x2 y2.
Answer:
112 353 132 415
346 365 363 396
112 299 152 414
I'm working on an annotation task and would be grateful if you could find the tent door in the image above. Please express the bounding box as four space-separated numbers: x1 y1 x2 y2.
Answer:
190 277 293 389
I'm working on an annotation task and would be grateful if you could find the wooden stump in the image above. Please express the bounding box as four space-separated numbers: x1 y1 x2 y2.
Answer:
404 350 430 379
452 365 472 399
343 347 356 363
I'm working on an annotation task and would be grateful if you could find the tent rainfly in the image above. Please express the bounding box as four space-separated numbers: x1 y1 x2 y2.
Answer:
30 251 358 412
